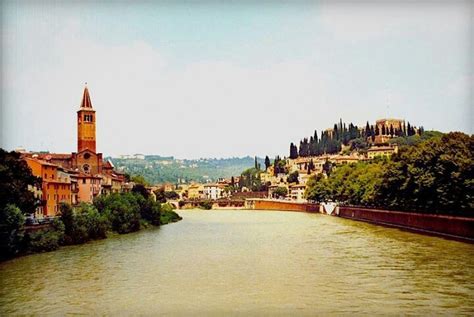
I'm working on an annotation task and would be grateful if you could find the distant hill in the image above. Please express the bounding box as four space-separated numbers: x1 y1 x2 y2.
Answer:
108 156 265 185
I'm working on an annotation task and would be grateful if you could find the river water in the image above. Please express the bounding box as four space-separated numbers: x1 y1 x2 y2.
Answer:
1 210 473 315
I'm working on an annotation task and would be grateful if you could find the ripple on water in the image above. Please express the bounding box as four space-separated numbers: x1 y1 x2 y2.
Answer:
1 210 473 315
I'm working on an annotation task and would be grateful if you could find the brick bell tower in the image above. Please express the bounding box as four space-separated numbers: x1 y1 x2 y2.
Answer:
77 84 97 153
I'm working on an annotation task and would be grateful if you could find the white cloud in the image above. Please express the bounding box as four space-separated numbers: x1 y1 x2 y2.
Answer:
2 18 332 158
2 1 472 158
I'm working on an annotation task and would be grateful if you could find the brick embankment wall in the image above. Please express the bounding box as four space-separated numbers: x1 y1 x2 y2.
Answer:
249 199 320 213
338 206 474 242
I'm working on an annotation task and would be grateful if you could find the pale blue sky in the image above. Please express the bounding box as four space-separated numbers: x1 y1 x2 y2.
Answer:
1 1 472 158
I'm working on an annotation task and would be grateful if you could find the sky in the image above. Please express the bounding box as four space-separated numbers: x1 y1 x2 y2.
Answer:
1 0 472 159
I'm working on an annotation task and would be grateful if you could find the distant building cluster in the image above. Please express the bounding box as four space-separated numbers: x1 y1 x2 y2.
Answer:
20 86 131 218
260 118 411 203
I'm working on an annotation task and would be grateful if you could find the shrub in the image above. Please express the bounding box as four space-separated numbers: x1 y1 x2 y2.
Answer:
59 202 109 245
160 203 183 224
25 218 64 253
198 200 213 210
0 204 25 258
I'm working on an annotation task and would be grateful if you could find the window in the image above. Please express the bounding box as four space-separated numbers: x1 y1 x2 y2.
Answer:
83 179 86 184
44 173 47 179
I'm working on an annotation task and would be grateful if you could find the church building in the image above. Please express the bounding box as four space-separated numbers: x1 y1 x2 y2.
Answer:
27 85 124 207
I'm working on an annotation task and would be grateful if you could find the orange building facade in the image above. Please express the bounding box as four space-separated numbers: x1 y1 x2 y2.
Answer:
25 158 72 216
22 85 125 216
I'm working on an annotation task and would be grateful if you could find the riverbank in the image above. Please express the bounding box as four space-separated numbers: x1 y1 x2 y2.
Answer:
245 199 474 243
1 193 182 262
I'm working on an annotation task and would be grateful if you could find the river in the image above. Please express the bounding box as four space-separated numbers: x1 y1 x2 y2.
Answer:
1 210 473 315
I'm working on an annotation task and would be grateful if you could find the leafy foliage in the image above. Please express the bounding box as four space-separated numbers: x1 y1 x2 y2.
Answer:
160 203 183 224
305 132 474 216
0 204 25 257
240 167 264 191
25 219 64 253
59 202 109 245
274 187 288 198
199 200 213 210
0 149 41 215
287 171 299 184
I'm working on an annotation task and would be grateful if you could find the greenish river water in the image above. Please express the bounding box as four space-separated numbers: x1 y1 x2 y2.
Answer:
1 210 473 315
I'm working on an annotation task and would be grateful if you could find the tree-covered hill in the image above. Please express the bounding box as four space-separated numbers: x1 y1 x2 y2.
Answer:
305 132 474 216
109 155 265 184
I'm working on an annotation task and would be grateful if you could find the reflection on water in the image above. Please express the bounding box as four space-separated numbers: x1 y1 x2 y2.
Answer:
1 210 473 315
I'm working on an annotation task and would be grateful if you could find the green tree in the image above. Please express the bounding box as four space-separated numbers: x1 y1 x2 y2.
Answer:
59 202 108 245
264 156 271 170
241 167 263 191
25 219 64 253
102 193 141 234
164 191 180 200
305 174 330 202
273 187 288 198
131 174 149 186
132 184 150 199
153 188 167 203
287 171 299 184
0 149 41 215
307 159 315 173
0 204 25 258
378 132 473 215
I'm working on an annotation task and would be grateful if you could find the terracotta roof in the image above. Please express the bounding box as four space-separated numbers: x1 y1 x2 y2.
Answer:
24 157 58 167
80 85 93 108
37 153 72 160
103 160 114 169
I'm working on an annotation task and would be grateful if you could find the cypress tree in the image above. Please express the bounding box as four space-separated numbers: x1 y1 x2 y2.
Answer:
264 156 271 171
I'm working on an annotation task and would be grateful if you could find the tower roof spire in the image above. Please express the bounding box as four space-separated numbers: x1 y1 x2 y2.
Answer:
80 83 93 108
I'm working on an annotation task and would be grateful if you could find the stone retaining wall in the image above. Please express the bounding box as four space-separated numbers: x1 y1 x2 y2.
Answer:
338 206 474 242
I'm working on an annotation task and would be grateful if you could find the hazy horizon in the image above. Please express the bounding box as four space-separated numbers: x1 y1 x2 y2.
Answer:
1 1 472 159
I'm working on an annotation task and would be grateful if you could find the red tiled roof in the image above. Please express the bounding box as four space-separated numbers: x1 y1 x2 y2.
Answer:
103 160 114 168
37 153 72 160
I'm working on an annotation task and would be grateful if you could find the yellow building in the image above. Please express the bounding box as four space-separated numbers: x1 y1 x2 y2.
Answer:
289 184 306 202
187 184 204 199
367 145 398 159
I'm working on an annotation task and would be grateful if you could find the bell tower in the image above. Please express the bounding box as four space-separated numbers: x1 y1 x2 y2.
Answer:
77 84 97 153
